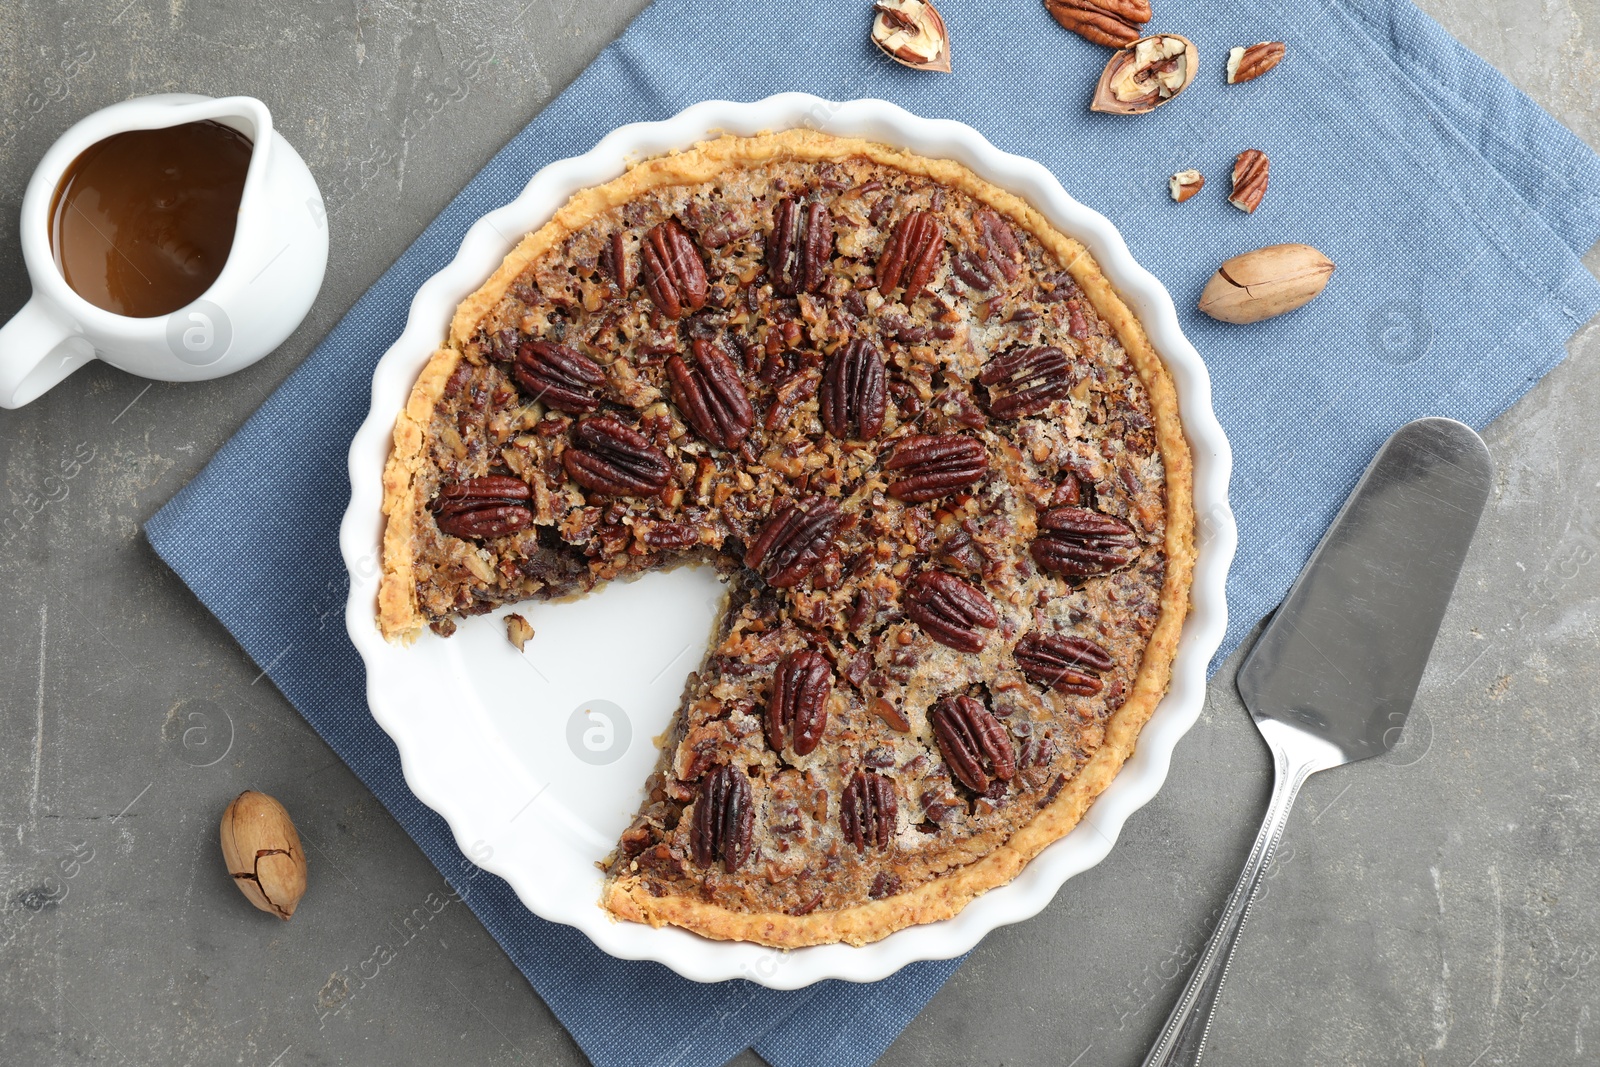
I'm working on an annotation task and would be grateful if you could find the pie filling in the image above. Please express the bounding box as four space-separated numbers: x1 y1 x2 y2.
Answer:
379 133 1191 947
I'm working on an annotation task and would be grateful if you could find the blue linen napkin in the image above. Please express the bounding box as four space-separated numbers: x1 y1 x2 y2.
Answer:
145 0 1600 1063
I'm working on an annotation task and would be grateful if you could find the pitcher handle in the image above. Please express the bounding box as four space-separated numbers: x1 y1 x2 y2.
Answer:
0 296 95 408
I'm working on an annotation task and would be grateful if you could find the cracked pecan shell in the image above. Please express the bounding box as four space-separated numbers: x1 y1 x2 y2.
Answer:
978 344 1074 419
690 764 754 872
875 210 943 301
641 219 708 318
432 475 534 540
562 416 672 497
767 197 834 296
667 337 755 451
767 650 832 757
905 570 999 653
930 694 1017 793
511 340 604 414
841 770 897 852
745 497 842 587
1014 631 1114 695
884 434 989 503
820 337 888 441
1031 507 1139 577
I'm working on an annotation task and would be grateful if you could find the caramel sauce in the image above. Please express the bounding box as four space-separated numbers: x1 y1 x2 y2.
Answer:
49 120 252 318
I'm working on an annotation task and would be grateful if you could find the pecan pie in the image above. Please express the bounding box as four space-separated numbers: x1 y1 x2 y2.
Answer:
378 130 1194 947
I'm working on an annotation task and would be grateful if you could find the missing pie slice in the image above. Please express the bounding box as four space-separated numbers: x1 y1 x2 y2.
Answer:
378 130 1194 947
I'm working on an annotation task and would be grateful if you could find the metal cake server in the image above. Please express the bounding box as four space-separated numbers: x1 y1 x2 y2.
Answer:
1141 417 1494 1067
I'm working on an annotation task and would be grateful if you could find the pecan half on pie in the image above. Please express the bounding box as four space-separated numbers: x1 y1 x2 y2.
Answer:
378 131 1194 948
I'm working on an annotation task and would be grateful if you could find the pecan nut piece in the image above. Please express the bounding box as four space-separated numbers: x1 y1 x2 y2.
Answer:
1229 149 1270 213
1044 0 1151 48
1169 169 1205 203
930 694 1016 792
1227 41 1286 84
951 209 1024 293
640 219 708 319
767 650 832 757
562 416 672 497
820 337 888 440
841 770 897 851
1031 507 1139 576
745 497 842 587
884 434 989 503
978 345 1074 419
767 197 834 296
690 764 754 872
905 570 999 653
875 210 943 301
1014 631 1115 695
511 340 604 414
432 475 533 539
667 338 755 451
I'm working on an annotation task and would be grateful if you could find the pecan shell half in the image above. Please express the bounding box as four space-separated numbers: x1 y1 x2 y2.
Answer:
1031 507 1139 577
841 771 897 852
820 337 887 441
884 434 989 503
511 340 604 414
905 570 999 653
930 694 1017 792
690 764 754 872
562 416 672 497
667 338 755 451
978 345 1074 419
641 219 708 319
1044 0 1151 48
745 497 842 587
767 197 834 296
767 650 832 757
875 210 943 301
1014 631 1115 695
432 475 534 540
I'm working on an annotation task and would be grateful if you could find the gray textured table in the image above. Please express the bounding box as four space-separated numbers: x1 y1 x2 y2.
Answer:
2 3 1597 1065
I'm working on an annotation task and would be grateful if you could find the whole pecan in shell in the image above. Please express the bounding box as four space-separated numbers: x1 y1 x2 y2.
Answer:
1014 631 1115 695
1031 506 1139 577
905 570 999 653
930 694 1017 792
562 416 672 497
841 770 897 851
641 219 708 318
767 650 832 756
820 337 888 441
767 197 834 296
690 764 754 872
667 338 755 451
1044 0 1151 48
511 340 605 414
978 344 1074 419
884 434 989 503
875 211 943 301
432 475 534 539
745 497 842 587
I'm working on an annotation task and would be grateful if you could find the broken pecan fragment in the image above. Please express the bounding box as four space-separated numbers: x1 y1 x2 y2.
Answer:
1229 149 1270 213
884 434 988 503
1169 169 1205 203
1043 0 1150 48
1031 507 1139 577
820 337 888 440
1014 631 1115 695
767 650 832 757
905 570 999 653
841 771 898 851
745 497 842 587
930 695 1016 792
875 211 943 301
978 345 1074 419
767 197 834 296
690 764 754 872
667 338 755 451
562 416 672 497
1227 41 1286 84
510 340 604 414
640 219 708 318
432 475 534 539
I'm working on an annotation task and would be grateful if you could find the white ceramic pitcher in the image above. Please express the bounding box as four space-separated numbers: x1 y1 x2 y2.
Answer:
0 94 328 408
